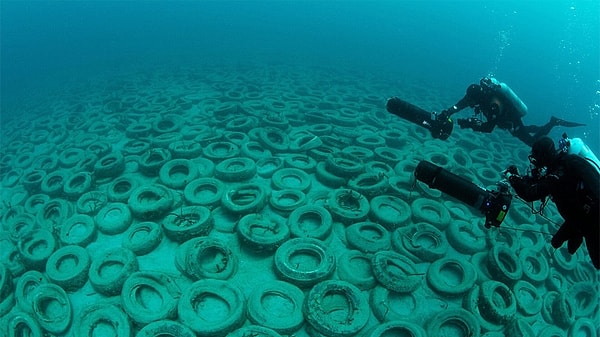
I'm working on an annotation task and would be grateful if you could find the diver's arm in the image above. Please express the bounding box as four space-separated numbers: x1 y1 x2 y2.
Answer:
508 174 554 202
470 120 496 133
443 84 481 117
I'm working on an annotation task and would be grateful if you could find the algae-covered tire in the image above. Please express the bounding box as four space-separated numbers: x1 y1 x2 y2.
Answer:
551 292 576 328
221 183 269 215
159 159 199 189
369 195 410 230
327 188 370 225
336 250 377 290
121 272 180 325
15 270 48 314
227 325 282 337
122 221 163 255
568 318 598 337
512 280 543 317
487 244 523 286
305 280 369 337
446 219 486 255
345 221 391 254
269 189 307 215
178 279 246 336
95 202 133 235
78 302 132 337
214 157 257 182
426 308 480 337
162 206 213 243
426 257 477 297
59 214 97 247
183 177 224 208
288 205 332 241
237 213 290 252
89 247 139 296
372 250 420 293
3 310 43 337
128 185 174 221
271 167 312 192
274 238 336 288
17 228 57 270
478 280 517 324
30 283 72 334
518 248 549 284
185 237 238 280
136 320 196 337
247 280 305 334
401 223 448 263
410 198 451 230
368 320 426 337
45 245 91 291
369 286 421 322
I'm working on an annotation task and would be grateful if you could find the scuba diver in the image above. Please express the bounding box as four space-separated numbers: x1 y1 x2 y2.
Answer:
439 77 585 146
503 136 599 269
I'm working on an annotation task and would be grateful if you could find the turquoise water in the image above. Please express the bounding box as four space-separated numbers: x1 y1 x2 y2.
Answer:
1 2 599 336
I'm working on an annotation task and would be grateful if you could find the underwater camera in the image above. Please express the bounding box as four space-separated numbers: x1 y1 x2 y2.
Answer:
386 97 453 140
414 160 513 228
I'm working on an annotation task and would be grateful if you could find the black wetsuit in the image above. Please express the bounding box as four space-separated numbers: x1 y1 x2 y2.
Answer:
445 82 555 146
508 153 600 269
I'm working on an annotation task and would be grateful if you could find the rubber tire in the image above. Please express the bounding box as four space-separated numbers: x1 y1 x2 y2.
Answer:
159 159 199 189
410 198 451 230
45 245 91 291
77 302 132 337
345 221 391 254
88 247 139 296
368 320 426 337
128 185 174 220
512 280 543 317
247 280 305 334
426 257 477 297
446 219 486 255
304 280 370 337
3 310 44 337
327 189 370 225
121 271 180 325
478 280 517 324
214 157 257 181
178 279 246 336
30 283 72 334
15 270 48 314
271 168 312 192
185 237 238 280
94 202 133 235
122 221 163 255
274 238 336 288
221 183 269 215
136 320 196 337
371 250 420 293
486 244 523 286
162 206 213 243
237 213 290 252
59 214 97 247
183 177 224 208
426 308 480 337
288 205 333 241
336 250 377 290
369 195 410 230
17 228 57 271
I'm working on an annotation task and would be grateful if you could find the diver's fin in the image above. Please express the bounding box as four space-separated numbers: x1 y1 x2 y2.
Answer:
550 116 586 127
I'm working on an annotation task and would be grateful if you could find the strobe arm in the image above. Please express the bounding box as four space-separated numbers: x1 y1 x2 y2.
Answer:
414 160 512 228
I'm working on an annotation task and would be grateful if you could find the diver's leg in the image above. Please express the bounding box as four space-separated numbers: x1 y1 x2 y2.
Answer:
511 127 536 146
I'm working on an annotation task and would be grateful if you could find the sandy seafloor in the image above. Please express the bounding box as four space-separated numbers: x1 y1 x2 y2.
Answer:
0 64 598 337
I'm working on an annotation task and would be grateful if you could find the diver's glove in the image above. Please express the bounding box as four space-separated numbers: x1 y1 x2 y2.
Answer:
502 165 519 181
551 221 584 254
457 117 481 129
